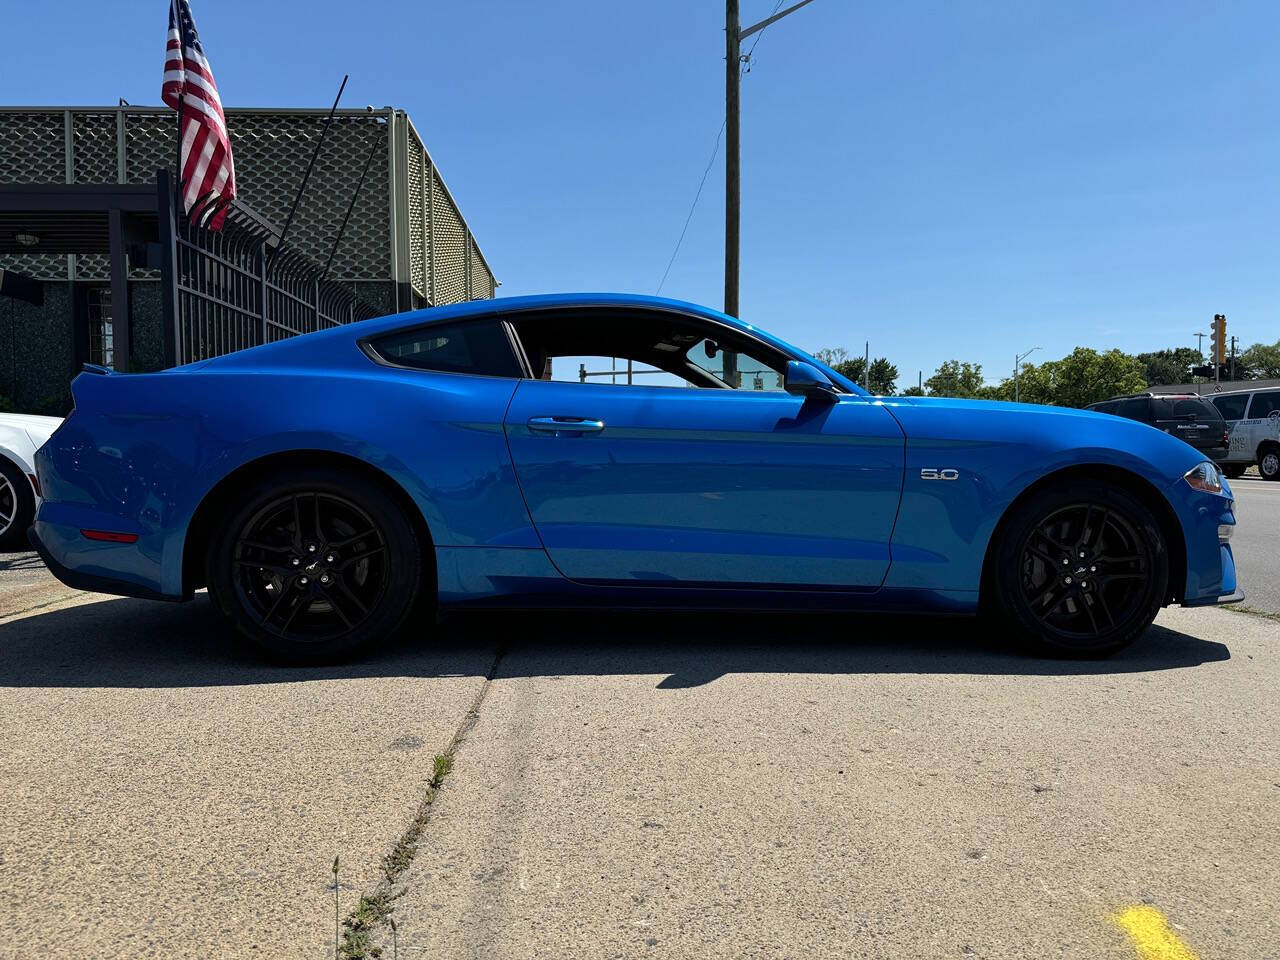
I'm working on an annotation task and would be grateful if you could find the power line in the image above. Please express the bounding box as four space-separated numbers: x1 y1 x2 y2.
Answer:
655 2 785 295
656 118 726 294
741 0 785 71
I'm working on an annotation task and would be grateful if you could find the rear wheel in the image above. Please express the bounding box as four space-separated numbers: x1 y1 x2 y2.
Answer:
989 481 1167 657
1258 446 1280 481
0 457 35 551
1221 463 1246 480
206 468 423 662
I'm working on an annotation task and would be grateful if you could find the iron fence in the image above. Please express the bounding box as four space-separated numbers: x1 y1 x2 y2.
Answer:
160 174 379 366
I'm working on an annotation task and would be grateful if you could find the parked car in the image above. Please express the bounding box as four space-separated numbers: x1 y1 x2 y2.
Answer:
1207 386 1280 480
1086 393 1230 464
0 412 62 549
30 294 1239 662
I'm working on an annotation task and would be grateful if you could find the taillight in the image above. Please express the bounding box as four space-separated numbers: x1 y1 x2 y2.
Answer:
81 529 139 544
1224 430 1230 446
27 473 39 497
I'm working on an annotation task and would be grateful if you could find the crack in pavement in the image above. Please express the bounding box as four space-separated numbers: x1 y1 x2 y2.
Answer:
338 643 507 958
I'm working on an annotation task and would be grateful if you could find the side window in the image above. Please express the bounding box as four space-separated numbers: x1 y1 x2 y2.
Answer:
1117 398 1150 421
1212 394 1249 421
369 320 523 378
1092 401 1118 415
685 338 786 391
1247 391 1280 419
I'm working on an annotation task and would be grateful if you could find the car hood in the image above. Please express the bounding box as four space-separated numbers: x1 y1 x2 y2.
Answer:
879 394 1211 487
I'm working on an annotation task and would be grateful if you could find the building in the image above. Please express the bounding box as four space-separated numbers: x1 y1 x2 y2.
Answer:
0 106 498 413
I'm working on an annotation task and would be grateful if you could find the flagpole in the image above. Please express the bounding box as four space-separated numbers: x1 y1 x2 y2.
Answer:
171 2 185 229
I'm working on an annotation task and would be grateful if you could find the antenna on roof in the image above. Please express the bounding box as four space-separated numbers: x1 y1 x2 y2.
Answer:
268 74 348 269
323 125 383 281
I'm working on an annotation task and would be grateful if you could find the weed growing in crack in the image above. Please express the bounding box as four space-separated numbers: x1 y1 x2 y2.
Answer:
337 753 456 959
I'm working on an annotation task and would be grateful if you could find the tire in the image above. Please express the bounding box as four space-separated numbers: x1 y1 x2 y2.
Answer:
1221 463 1246 480
988 480 1168 658
206 467 423 663
1258 446 1280 482
0 457 36 551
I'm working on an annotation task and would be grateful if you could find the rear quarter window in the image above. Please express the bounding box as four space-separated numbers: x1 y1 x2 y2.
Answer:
1212 394 1250 421
1247 391 1280 419
368 320 523 378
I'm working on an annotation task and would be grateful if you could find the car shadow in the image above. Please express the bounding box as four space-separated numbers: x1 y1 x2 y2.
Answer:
0 593 1230 689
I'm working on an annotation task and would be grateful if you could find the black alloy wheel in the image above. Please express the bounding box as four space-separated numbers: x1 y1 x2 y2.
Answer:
207 468 423 662
1018 503 1150 641
990 481 1167 657
233 492 387 639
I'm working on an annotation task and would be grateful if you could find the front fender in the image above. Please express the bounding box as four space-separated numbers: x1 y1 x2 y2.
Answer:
881 399 1206 594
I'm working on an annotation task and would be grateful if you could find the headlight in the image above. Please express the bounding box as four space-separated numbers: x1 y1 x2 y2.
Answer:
1184 461 1224 494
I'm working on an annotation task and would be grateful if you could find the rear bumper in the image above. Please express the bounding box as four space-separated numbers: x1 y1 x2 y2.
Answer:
28 523 180 602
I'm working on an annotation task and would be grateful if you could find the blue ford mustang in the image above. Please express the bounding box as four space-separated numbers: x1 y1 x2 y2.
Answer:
30 293 1239 661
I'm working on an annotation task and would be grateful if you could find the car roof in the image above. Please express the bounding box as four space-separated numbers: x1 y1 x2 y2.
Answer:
197 292 865 392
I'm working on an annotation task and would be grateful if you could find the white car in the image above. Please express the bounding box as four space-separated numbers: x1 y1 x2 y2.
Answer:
1209 386 1280 480
0 413 63 549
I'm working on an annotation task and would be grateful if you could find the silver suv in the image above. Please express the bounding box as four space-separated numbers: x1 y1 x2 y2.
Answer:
1209 387 1280 480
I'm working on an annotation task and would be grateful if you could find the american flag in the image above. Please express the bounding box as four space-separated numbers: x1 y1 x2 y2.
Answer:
161 0 236 230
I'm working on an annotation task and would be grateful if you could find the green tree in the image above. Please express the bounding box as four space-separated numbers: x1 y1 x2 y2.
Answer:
1239 340 1280 379
1135 347 1203 386
988 348 1146 408
833 356 865 385
867 358 898 395
816 348 898 394
812 347 849 369
900 385 925 396
924 360 986 398
832 357 898 394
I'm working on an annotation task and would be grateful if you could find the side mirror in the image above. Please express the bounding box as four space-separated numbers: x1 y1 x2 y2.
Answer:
784 360 838 402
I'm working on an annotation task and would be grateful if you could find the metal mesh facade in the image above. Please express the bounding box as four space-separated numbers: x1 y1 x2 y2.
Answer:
0 106 497 306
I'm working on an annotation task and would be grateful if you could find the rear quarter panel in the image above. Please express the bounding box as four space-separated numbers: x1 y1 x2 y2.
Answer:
36 341 537 597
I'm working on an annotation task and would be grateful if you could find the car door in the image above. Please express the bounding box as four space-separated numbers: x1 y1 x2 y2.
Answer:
502 378 905 590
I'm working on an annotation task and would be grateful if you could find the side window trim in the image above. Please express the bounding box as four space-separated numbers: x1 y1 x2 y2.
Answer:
360 317 524 380
502 305 804 393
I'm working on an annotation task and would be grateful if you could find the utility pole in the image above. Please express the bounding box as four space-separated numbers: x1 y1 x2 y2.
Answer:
1015 346 1040 404
1229 335 1238 381
724 0 818 386
1193 331 1205 357
864 340 870 391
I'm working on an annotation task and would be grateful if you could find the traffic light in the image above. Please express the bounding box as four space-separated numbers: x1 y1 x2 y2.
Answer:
1209 314 1227 367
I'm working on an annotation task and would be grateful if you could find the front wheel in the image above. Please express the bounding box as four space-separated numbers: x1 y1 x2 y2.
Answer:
988 481 1168 657
206 468 423 662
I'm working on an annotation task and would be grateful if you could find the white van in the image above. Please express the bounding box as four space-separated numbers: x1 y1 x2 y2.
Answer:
1209 387 1280 480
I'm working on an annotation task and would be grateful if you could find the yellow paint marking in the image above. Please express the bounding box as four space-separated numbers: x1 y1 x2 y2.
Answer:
1113 906 1201 960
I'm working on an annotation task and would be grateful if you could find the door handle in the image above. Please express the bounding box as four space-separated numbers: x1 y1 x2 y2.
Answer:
527 416 606 435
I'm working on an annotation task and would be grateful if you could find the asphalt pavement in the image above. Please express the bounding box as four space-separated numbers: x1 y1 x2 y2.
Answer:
1227 475 1279 615
0 560 1276 959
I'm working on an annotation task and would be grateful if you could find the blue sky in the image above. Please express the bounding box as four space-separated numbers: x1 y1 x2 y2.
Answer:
3 1 1277 386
